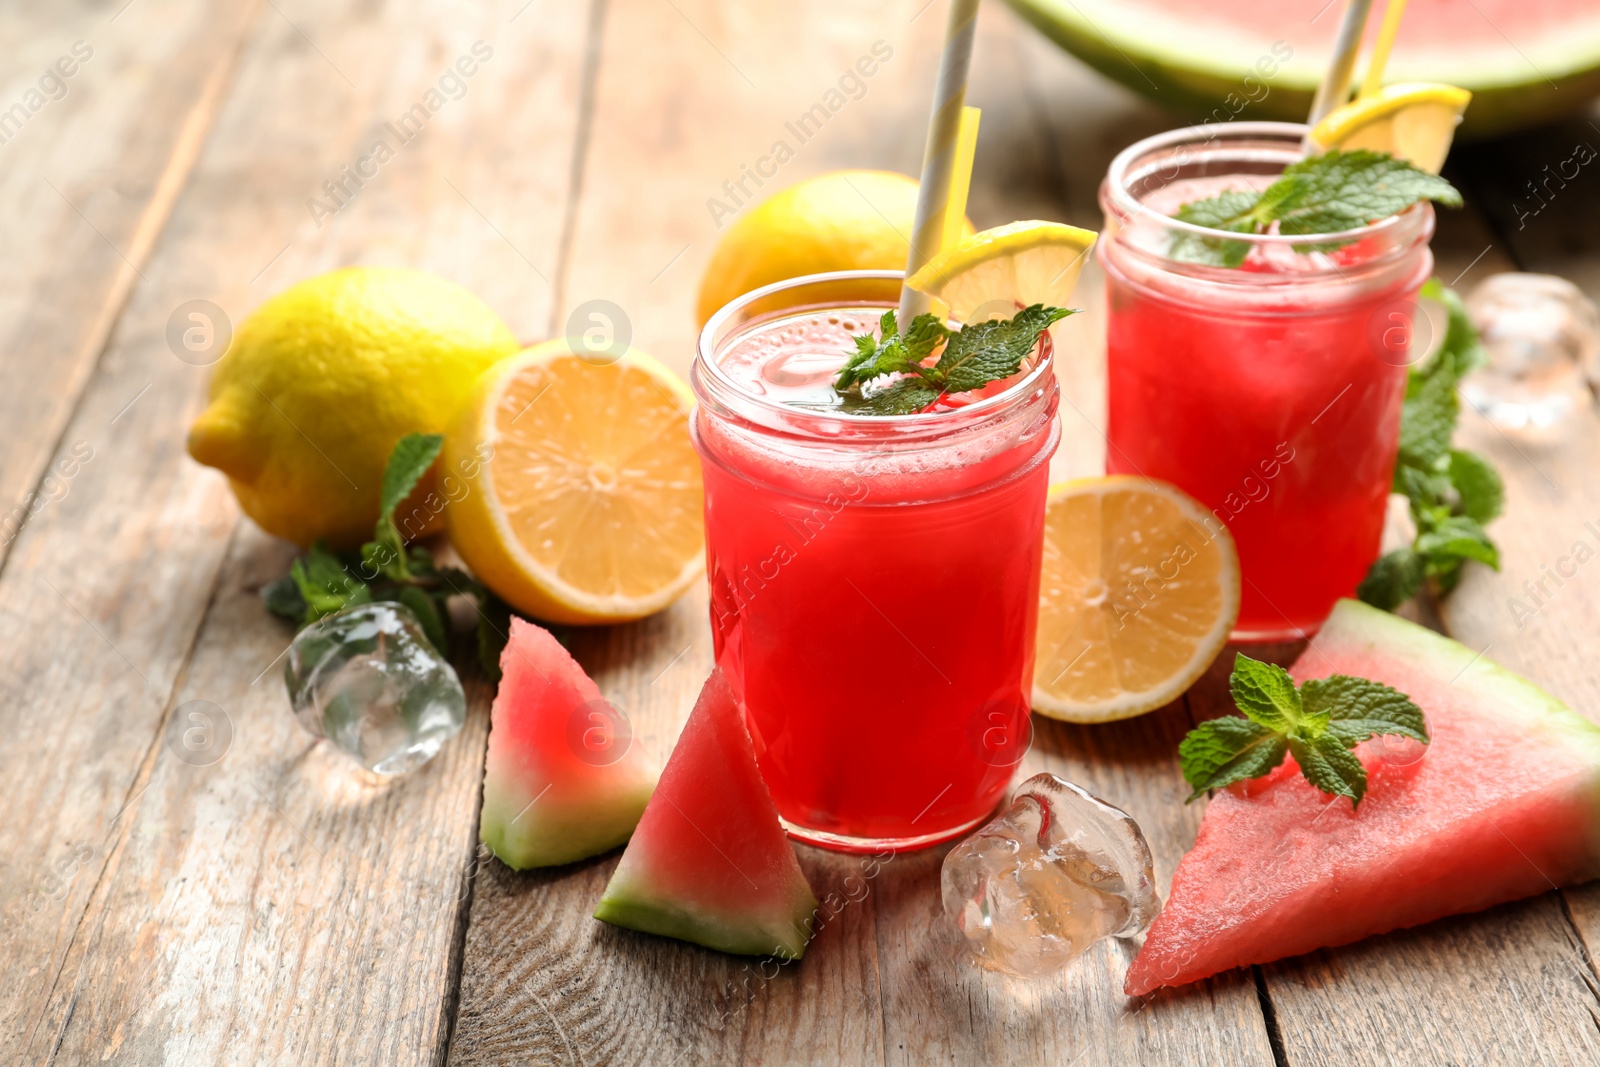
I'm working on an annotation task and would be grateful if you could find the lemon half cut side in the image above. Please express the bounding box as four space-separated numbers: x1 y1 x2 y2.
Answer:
444 340 705 625
1033 477 1240 723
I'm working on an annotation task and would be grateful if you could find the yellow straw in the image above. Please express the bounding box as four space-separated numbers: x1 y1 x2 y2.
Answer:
899 0 981 324
941 107 981 251
1359 0 1410 98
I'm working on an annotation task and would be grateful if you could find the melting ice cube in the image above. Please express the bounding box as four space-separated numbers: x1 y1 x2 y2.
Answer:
941 773 1160 978
1461 272 1599 437
284 602 466 776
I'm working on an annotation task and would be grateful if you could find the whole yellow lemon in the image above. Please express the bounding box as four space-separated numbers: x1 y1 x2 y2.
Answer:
695 169 974 326
187 267 518 549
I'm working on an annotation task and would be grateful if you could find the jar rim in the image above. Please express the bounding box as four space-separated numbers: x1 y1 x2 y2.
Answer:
693 268 1058 442
1102 121 1423 251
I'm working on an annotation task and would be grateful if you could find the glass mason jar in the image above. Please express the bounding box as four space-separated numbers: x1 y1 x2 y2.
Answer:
691 270 1061 852
1099 122 1435 641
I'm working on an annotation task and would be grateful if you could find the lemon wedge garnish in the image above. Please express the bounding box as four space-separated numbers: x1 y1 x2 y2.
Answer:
443 340 704 624
906 220 1097 323
1033 477 1240 723
1309 83 1472 175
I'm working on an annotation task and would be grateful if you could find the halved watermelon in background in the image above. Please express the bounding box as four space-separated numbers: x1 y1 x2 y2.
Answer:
1005 0 1600 138
595 668 820 959
1126 599 1600 995
480 619 657 869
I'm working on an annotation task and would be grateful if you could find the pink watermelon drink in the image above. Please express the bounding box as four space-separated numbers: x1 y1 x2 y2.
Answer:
1127 599 1600 995
1100 123 1436 640
691 271 1059 852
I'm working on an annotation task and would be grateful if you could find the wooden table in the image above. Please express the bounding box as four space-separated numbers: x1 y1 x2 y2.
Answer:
5 1 1600 1063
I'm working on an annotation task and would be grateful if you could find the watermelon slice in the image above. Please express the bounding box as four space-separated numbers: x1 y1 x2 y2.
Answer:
594 668 820 958
479 618 657 869
1127 598 1600 995
1005 0 1600 138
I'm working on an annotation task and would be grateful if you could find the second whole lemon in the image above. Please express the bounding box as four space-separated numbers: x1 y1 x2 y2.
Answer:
695 169 973 326
186 267 518 549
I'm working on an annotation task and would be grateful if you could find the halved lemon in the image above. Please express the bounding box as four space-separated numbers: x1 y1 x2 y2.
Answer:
443 340 704 624
1033 477 1239 723
906 220 1098 323
1308 83 1472 175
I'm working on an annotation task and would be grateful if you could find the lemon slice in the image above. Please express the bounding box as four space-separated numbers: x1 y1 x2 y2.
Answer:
906 220 1098 323
1033 477 1240 723
443 340 704 624
1308 83 1472 175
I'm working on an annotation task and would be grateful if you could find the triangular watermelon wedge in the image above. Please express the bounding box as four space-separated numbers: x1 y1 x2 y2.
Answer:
1127 599 1600 996
480 618 658 869
595 667 820 958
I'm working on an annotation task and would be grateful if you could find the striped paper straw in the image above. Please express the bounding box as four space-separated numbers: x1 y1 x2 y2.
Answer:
898 0 980 324
1305 0 1375 130
1358 0 1411 99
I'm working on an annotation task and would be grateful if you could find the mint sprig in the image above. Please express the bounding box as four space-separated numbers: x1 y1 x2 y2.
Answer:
828 305 1073 415
1358 280 1503 610
263 433 515 678
1179 654 1427 807
1171 150 1463 267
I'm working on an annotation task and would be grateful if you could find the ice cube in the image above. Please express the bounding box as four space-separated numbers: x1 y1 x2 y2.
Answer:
284 602 466 776
941 773 1160 978
1460 273 1599 437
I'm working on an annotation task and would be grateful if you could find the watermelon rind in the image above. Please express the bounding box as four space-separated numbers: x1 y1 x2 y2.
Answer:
594 876 818 960
481 779 655 871
1004 0 1600 138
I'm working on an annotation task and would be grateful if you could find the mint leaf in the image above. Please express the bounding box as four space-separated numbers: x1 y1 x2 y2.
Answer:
262 574 308 621
934 305 1072 393
1288 734 1368 805
1180 656 1428 808
1416 514 1500 568
1362 281 1502 612
1228 655 1304 733
1259 150 1461 237
1357 547 1425 611
844 378 941 416
291 542 369 621
1302 675 1428 747
1170 151 1461 267
392 584 449 656
1179 717 1288 800
380 433 444 520
1397 369 1458 467
1171 189 1259 267
829 304 1073 416
1449 448 1503 523
1176 189 1261 231
836 311 948 392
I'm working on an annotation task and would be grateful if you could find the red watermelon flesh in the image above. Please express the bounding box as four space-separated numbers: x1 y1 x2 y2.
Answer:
595 667 819 958
1126 599 1600 996
479 618 658 869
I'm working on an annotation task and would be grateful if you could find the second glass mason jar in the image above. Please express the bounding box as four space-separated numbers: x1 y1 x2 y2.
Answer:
691 271 1061 852
1099 122 1436 641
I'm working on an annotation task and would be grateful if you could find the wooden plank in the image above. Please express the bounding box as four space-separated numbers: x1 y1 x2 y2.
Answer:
0 0 262 569
451 4 1274 1065
7 0 590 1062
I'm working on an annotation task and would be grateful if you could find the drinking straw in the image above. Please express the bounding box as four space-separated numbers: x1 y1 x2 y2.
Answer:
899 0 981 324
1358 0 1411 98
941 106 982 251
1305 0 1376 129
